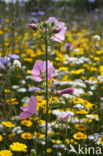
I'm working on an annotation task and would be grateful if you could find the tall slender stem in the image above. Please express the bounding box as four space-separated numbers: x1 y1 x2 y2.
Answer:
45 38 48 156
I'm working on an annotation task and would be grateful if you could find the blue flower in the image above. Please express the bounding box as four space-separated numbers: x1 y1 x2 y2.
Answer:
31 12 37 16
28 87 40 92
0 57 11 70
88 0 95 3
8 53 20 59
37 11 45 16
2 57 11 66
0 57 3 69
19 2 25 7
29 17 38 22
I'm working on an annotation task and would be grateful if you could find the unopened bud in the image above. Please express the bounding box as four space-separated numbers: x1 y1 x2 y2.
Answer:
58 88 74 94
28 24 37 30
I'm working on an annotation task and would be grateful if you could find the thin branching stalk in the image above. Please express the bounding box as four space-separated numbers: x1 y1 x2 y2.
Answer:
45 36 48 156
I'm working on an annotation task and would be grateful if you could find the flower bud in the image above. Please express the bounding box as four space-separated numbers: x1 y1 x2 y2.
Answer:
58 88 74 94
28 24 37 30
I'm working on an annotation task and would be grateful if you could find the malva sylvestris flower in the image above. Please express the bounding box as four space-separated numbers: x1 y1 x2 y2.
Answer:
58 88 74 94
31 60 54 82
19 96 37 120
46 17 67 43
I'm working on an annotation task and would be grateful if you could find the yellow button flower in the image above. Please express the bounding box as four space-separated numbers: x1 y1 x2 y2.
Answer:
0 135 3 141
21 120 33 127
0 150 13 156
47 148 52 153
73 132 87 140
10 142 27 152
21 132 32 140
99 136 103 144
1 121 15 128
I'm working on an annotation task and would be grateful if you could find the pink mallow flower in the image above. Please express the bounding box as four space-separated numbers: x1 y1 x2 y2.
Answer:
58 88 74 94
59 112 70 121
19 96 37 120
31 60 54 82
46 17 67 43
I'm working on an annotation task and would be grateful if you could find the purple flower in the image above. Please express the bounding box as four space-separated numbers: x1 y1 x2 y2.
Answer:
4 33 10 37
46 17 67 43
19 96 37 120
88 0 95 3
64 43 74 49
19 2 25 7
5 7 9 11
37 11 45 16
59 112 70 121
0 57 10 70
2 57 10 65
0 57 3 69
31 12 37 16
31 60 54 82
51 80 57 89
29 17 38 22
2 57 11 67
28 87 40 92
58 88 74 94
8 53 20 59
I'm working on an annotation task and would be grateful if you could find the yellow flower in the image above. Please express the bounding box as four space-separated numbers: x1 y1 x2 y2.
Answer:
0 135 3 141
69 139 78 144
99 136 103 144
10 142 27 152
0 150 13 156
47 148 52 153
24 58 33 62
8 133 16 140
47 131 54 136
51 139 62 144
6 98 16 103
21 132 32 140
1 121 15 128
71 69 85 75
73 132 87 140
4 89 11 93
21 120 33 127
37 120 46 124
76 110 88 115
34 132 45 139
74 124 86 131
65 139 70 144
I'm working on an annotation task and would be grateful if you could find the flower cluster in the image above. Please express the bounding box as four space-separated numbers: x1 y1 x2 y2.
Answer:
0 54 20 70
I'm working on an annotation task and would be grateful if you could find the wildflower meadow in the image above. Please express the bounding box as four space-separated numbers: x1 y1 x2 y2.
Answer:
0 0 103 156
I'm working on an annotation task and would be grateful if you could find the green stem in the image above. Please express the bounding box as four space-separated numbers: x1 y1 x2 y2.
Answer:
45 38 48 156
